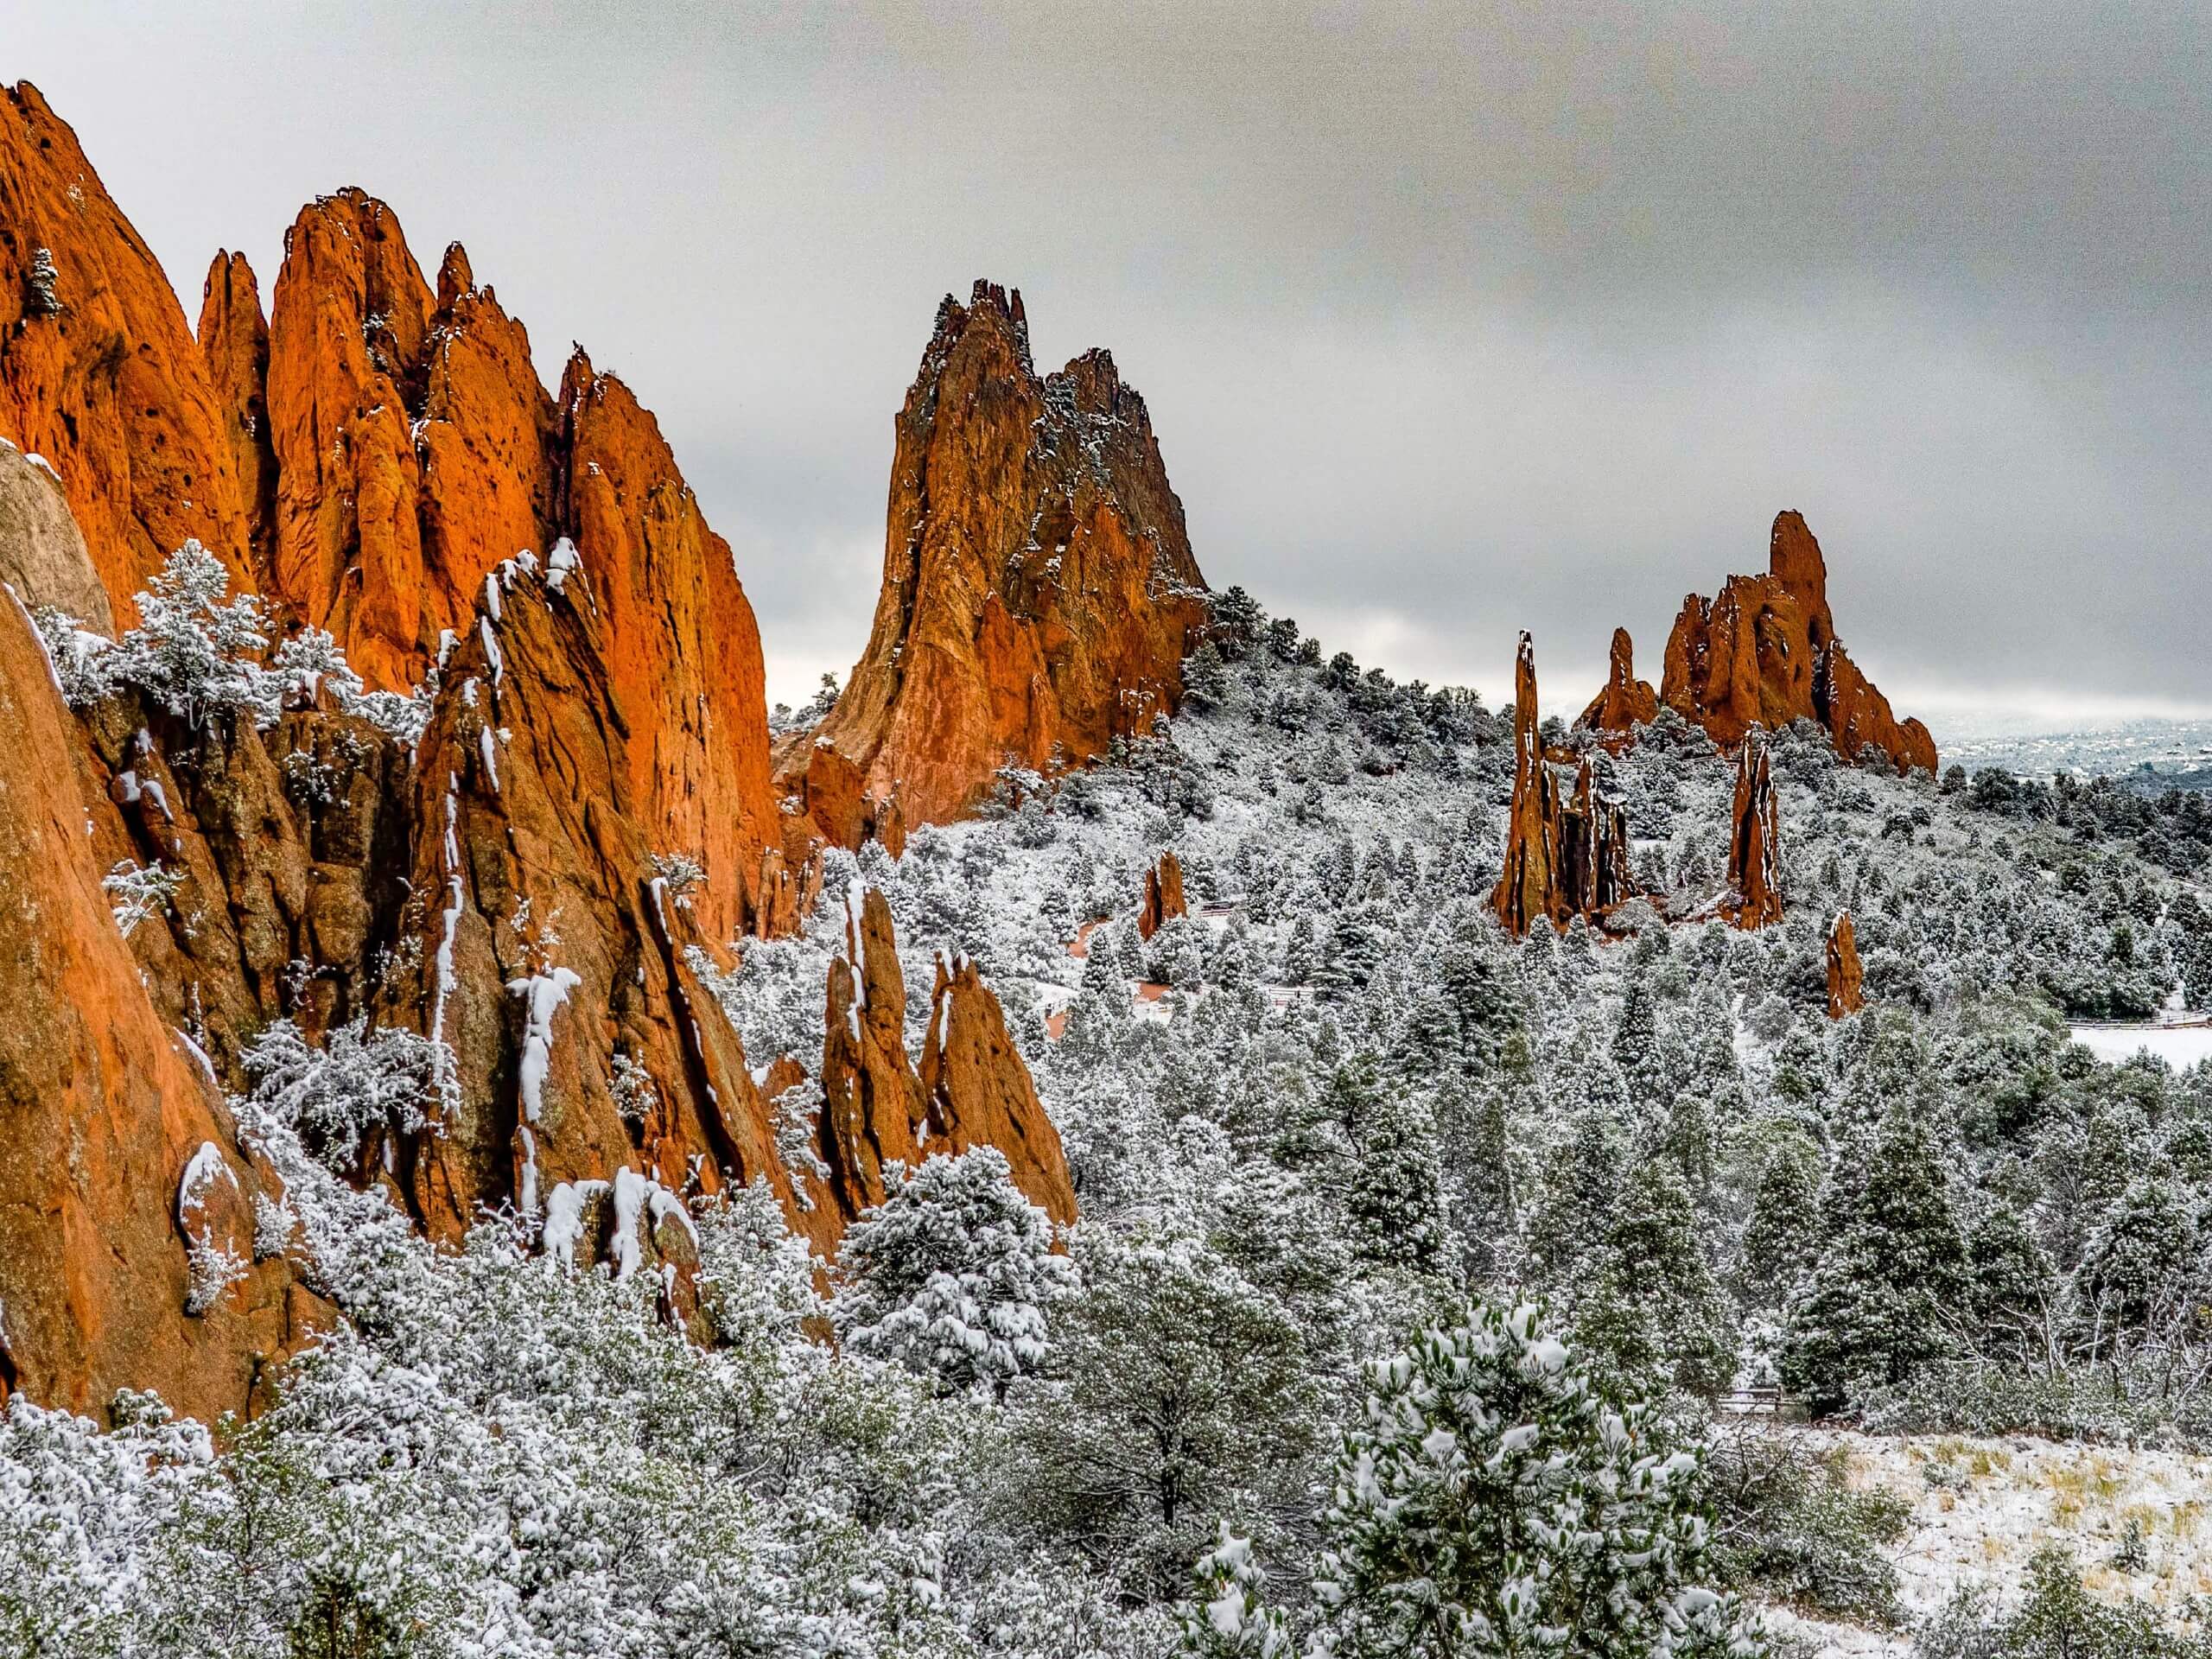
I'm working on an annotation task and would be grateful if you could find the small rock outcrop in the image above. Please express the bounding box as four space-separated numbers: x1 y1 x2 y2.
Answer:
1642 512 1936 775
0 437 112 629
1138 850 1188 941
1492 632 1636 937
1575 626 1657 738
1827 910 1865 1016
801 281 1208 836
1726 734 1784 929
817 887 1075 1233
0 83 259 618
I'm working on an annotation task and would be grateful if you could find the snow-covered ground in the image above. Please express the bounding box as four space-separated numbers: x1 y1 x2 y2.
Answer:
2069 1023 2212 1069
1767 1430 2212 1656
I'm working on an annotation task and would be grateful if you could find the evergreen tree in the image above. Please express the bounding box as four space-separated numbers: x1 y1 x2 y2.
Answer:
1737 1138 1823 1310
1312 1298 1768 1659
1577 1162 1738 1402
832 1147 1077 1398
1784 1108 1966 1413
1346 1084 1449 1273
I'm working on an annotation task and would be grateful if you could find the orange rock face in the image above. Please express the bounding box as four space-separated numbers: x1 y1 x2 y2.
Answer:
197 251 278 590
1646 511 1936 775
385 551 818 1251
920 952 1077 1228
0 593 310 1423
1493 633 1636 937
1725 734 1785 929
816 886 1075 1236
0 82 257 620
1138 849 1189 941
805 281 1209 834
264 194 563 691
1827 909 1866 1017
1576 626 1658 737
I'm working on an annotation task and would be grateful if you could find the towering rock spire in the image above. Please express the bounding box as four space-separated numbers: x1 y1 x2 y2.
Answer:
1726 733 1784 928
1827 909 1866 1016
800 280 1209 836
1576 626 1658 737
1139 850 1188 941
1493 632 1637 936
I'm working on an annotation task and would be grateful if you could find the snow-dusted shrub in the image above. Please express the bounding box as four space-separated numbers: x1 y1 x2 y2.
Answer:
100 858 183 938
240 1017 442 1168
1179 1523 1293 1657
1312 1297 1769 1658
833 1147 1077 1397
28 605 115 708
269 623 363 709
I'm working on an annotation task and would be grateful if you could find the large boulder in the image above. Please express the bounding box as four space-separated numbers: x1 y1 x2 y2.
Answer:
0 436 111 629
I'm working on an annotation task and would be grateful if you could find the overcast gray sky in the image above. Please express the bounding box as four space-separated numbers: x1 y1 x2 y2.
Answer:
16 2 2210 731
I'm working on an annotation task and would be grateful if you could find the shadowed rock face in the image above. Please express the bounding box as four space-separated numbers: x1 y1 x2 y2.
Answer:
1643 511 1936 775
0 83 259 619
1726 734 1785 929
0 436 111 629
0 593 323 1424
817 887 1075 1234
1492 632 1636 937
803 280 1209 838
382 550 814 1252
1827 909 1866 1017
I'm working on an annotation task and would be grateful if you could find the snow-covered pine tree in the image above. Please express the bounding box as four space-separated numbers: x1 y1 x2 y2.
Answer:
831 1147 1077 1398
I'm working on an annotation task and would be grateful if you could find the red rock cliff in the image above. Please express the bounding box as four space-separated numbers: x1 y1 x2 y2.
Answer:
1827 909 1865 1016
0 83 257 619
803 281 1208 836
0 592 318 1423
1726 733 1784 929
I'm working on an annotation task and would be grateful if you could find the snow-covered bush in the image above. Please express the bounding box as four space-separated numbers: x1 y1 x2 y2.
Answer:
100 858 183 938
833 1147 1077 1397
1311 1297 1768 1657
239 1017 443 1169
269 624 364 709
28 605 116 708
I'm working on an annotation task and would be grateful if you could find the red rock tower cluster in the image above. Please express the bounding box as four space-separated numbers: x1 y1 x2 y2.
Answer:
1492 633 1636 937
1578 511 1936 776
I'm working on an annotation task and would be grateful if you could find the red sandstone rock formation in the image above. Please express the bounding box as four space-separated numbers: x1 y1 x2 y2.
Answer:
920 952 1077 1227
0 83 257 619
0 592 321 1423
801 281 1208 836
1726 734 1785 929
197 252 278 590
1138 850 1189 941
1493 633 1636 936
1576 626 1658 738
1827 909 1866 1017
816 886 1075 1233
264 195 563 690
385 550 816 1250
1639 512 1936 775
